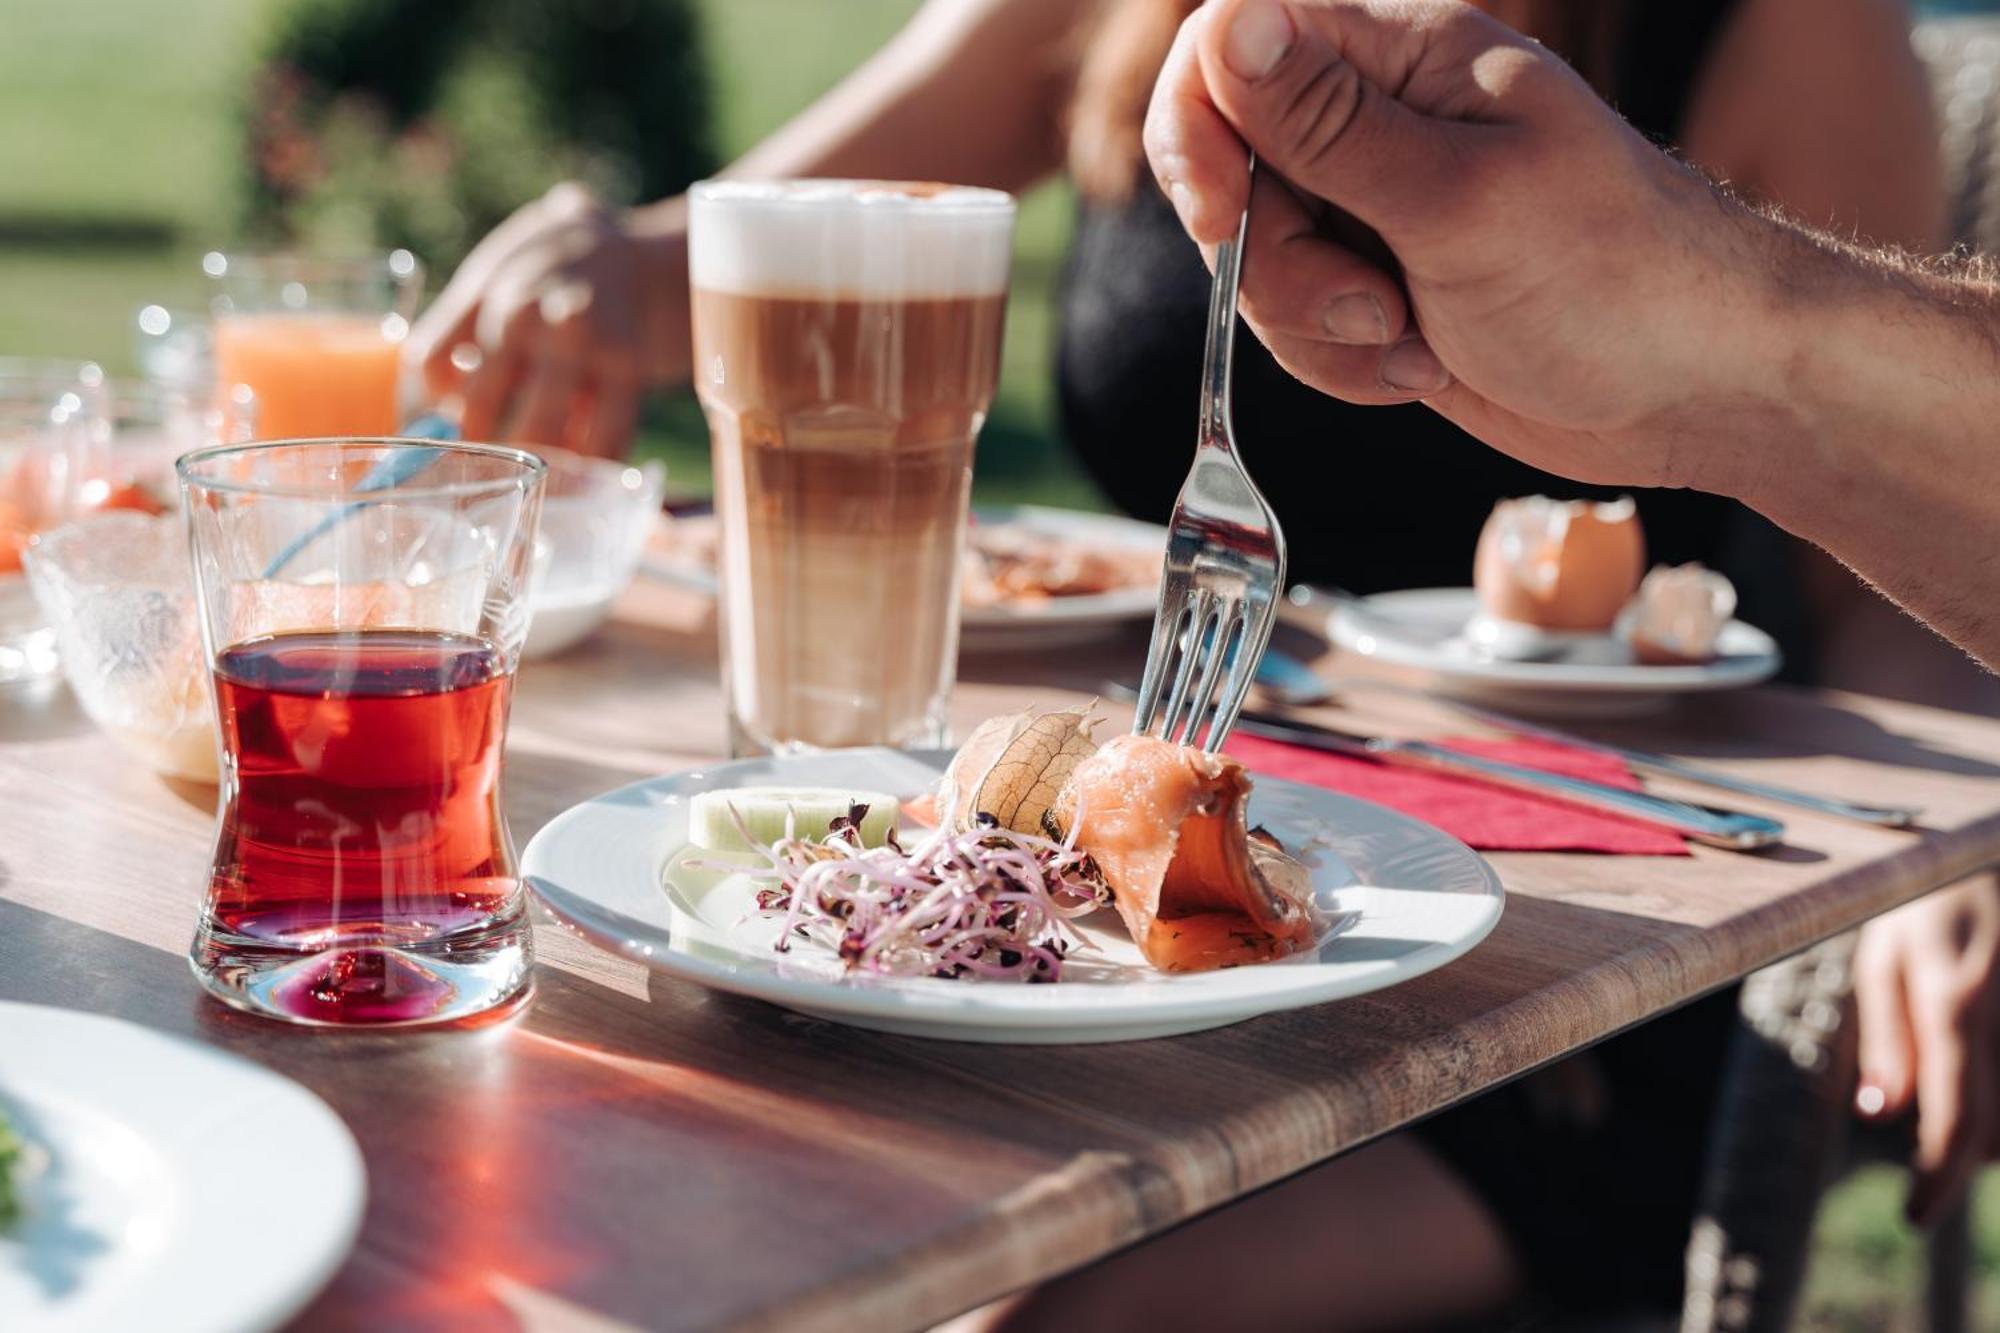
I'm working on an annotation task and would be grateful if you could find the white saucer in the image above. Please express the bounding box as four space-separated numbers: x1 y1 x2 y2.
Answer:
956 505 1161 651
1330 587 1781 719
640 505 1164 652
523 747 1504 1044
0 1004 364 1332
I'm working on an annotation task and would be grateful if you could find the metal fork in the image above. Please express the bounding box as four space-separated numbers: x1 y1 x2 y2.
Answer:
1133 160 1287 752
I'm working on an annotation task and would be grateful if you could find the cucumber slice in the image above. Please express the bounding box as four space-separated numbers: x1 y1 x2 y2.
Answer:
688 786 901 852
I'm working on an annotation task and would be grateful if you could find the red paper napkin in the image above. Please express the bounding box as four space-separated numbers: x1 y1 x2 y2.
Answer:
1224 732 1690 855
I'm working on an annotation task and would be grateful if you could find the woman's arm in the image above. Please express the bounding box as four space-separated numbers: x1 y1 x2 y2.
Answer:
715 0 1080 194
408 0 1084 451
1681 0 1944 251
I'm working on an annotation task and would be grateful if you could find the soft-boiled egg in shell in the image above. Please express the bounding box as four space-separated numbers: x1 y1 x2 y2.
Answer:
1473 496 1646 633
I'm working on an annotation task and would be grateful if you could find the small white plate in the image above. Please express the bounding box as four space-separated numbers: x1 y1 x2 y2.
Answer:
523 748 1503 1044
957 505 1162 651
1330 588 1781 719
0 1004 364 1332
640 505 1164 652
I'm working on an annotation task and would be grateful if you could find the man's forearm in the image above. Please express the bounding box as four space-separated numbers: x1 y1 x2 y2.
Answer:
1711 221 2000 669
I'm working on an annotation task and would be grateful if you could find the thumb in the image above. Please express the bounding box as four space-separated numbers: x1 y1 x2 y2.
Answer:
1192 0 1505 240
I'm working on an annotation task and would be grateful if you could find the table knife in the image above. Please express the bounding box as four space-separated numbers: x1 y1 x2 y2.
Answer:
1234 709 1786 851
1299 670 1923 829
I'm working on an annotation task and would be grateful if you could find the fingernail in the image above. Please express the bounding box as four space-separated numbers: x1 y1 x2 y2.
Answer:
1224 0 1294 81
1380 337 1451 394
1324 293 1387 345
1165 179 1196 229
1855 1083 1887 1117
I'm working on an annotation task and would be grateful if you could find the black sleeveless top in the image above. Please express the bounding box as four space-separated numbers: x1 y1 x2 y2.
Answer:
1057 0 1818 674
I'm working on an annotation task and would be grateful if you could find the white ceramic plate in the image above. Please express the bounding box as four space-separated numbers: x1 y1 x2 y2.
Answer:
957 505 1162 651
0 1004 364 1332
1330 587 1781 719
524 748 1503 1044
640 505 1164 651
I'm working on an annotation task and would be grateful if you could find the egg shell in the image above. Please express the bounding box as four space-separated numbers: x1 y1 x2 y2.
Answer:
1473 496 1646 632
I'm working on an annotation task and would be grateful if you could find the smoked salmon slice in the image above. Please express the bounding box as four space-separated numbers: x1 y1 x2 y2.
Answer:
1057 734 1317 972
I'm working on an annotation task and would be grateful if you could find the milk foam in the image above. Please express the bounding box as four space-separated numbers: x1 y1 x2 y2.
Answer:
689 180 1015 299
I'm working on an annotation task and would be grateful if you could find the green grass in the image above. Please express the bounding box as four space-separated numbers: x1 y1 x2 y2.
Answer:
0 1 250 234
0 0 1100 507
1801 1168 2000 1331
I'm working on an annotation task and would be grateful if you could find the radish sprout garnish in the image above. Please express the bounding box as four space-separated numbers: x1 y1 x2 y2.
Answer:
733 803 1108 982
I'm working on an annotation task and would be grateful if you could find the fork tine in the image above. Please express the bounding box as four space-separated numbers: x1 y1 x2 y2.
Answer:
1177 599 1240 747
1133 590 1193 735
1188 605 1247 750
1164 597 1227 743
1156 589 1216 740
1204 588 1281 751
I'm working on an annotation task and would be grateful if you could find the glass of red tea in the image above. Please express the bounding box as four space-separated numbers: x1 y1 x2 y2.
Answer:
178 438 545 1027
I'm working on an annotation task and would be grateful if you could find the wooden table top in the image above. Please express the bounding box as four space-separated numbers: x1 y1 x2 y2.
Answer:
6 582 2000 1332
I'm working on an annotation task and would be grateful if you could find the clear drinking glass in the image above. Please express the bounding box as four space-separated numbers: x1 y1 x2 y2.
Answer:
0 360 109 684
204 250 424 439
179 438 545 1027
104 378 257 499
688 181 1015 755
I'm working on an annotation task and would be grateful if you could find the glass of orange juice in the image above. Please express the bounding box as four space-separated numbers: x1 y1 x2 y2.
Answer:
205 250 424 439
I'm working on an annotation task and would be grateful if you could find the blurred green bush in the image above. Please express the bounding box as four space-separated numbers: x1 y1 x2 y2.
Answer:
240 0 716 270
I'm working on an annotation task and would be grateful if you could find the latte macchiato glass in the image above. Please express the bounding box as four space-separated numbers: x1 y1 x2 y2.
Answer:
689 181 1014 754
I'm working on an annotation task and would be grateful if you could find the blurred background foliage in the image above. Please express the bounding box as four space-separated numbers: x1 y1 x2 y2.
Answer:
239 0 714 266
0 0 1095 506
0 2 1995 1323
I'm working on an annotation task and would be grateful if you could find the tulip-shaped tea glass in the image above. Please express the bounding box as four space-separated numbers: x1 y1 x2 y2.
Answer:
179 439 545 1026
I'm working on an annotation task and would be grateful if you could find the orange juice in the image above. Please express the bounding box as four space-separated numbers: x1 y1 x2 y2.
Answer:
214 313 404 439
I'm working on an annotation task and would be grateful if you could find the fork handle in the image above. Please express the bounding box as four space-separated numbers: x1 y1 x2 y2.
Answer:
1198 154 1255 450
1375 738 1787 850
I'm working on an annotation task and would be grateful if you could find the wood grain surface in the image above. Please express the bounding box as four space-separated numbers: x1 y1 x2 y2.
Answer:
4 581 2000 1332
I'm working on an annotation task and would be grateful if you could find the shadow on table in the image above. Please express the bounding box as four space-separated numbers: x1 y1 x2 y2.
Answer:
507 749 667 834
1601 689 2000 781
1749 843 1830 865
0 679 94 746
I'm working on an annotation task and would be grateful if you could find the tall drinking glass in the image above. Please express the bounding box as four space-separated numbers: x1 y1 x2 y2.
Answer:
205 250 424 439
0 360 108 684
179 439 545 1027
689 181 1014 755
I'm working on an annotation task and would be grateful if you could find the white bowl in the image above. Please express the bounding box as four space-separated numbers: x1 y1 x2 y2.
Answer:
523 449 665 659
23 510 217 781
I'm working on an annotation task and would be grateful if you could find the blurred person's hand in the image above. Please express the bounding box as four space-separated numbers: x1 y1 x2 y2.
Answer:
1854 877 2000 1228
405 182 691 456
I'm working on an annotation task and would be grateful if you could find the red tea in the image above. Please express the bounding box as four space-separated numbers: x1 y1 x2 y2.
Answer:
207 628 515 946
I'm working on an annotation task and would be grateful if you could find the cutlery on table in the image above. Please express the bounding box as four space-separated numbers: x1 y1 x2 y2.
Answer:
1133 155 1287 753
1234 709 1787 851
1320 674 1921 829
1262 593 1919 828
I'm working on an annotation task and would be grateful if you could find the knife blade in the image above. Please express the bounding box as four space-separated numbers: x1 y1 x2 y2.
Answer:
1313 676 1922 829
1234 710 1786 851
